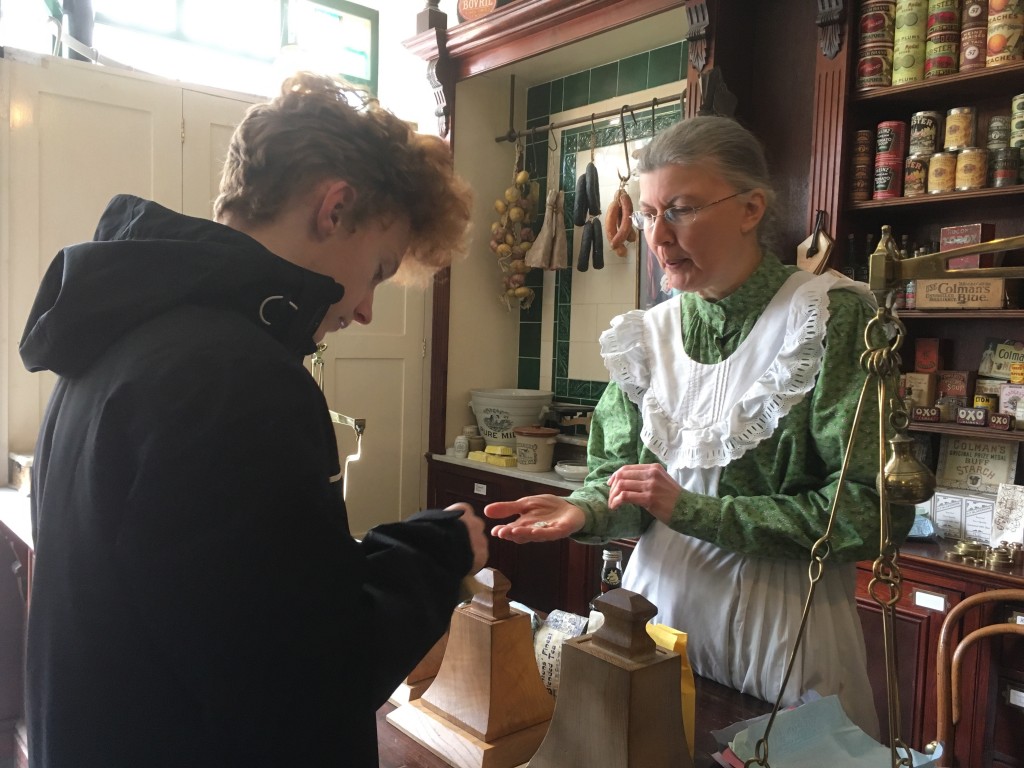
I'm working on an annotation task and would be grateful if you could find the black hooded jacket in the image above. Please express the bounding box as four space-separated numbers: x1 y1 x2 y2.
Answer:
19 195 472 767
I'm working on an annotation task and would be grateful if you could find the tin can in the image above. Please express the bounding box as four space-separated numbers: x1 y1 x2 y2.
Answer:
925 38 960 76
857 45 895 88
926 4 959 36
974 393 999 411
986 11 1024 66
987 115 1011 148
990 146 1021 187
876 120 908 156
1011 362 1024 384
927 151 957 192
944 107 976 150
910 111 943 153
960 25 988 70
853 129 876 160
1014 92 1024 115
955 147 988 190
874 159 905 197
904 152 931 195
892 39 926 82
961 0 987 29
851 170 873 202
860 0 897 45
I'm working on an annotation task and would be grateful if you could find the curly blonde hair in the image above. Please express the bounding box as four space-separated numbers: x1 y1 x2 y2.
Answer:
214 72 472 284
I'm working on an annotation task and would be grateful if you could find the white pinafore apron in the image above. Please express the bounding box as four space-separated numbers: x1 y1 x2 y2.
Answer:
604 271 880 738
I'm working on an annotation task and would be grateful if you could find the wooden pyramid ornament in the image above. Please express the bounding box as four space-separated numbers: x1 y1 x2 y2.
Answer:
388 631 449 707
386 568 554 768
528 589 694 768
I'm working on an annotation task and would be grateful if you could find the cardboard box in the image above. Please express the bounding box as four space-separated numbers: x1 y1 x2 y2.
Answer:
901 372 937 408
979 337 1024 381
915 278 1005 309
940 223 996 270
914 337 948 374
930 488 998 542
936 370 977 399
1000 383 1024 416
975 378 1004 398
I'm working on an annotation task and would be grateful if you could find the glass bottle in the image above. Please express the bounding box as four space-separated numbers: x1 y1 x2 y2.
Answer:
590 548 623 610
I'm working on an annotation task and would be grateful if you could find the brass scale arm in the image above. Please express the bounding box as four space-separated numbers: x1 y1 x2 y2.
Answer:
749 228 1024 768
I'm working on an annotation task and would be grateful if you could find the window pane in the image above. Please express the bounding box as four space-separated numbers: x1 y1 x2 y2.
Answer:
288 1 374 82
93 0 177 34
182 0 281 58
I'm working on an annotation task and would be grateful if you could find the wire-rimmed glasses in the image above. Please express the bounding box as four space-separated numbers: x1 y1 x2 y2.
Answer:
630 189 749 230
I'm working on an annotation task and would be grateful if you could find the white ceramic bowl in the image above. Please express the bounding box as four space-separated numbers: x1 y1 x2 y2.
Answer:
554 461 588 482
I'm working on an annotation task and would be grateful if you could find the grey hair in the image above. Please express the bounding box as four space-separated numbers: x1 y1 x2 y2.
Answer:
635 116 778 253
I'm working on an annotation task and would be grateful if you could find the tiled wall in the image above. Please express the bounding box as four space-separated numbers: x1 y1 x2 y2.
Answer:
517 41 687 406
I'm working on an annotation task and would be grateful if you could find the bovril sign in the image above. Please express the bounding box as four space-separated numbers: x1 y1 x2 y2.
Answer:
915 278 1004 309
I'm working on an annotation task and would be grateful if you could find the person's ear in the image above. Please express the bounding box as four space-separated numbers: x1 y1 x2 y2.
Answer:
315 180 357 238
739 188 766 235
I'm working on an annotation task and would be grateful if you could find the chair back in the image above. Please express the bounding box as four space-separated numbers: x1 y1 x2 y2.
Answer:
934 588 1024 766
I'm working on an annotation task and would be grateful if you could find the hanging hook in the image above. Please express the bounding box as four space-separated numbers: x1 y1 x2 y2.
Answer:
650 97 658 138
589 113 597 160
547 123 558 152
617 104 637 185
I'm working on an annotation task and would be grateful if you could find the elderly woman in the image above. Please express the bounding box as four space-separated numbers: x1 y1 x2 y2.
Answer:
486 115 913 737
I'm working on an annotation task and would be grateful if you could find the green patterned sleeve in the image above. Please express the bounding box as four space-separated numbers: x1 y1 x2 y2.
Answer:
566 383 655 544
662 289 915 562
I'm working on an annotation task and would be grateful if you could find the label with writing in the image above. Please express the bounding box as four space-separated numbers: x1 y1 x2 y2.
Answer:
932 492 965 539
989 413 1015 430
979 338 1024 380
915 278 1004 309
913 406 941 421
964 496 995 541
957 406 989 426
935 436 1020 494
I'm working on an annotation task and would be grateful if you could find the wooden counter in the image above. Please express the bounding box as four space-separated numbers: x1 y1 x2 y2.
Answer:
377 675 773 767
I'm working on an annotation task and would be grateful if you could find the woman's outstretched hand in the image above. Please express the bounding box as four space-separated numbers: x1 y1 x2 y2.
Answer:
484 495 586 543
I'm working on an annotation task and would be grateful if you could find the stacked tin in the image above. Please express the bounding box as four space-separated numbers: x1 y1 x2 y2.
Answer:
874 120 907 198
857 0 896 88
925 0 960 78
1012 92 1024 183
986 0 1024 68
959 0 989 71
905 111 941 196
987 113 1019 187
851 129 876 201
893 0 928 83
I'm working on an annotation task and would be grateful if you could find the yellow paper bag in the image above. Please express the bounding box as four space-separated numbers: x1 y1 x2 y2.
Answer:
646 623 696 759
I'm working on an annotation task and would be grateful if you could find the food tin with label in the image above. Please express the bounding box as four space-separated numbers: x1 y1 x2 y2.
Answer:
974 393 999 411
874 159 905 198
860 0 897 45
927 151 957 193
924 37 959 77
1014 92 1024 115
986 11 1024 67
851 165 873 201
955 147 988 190
876 120 907 156
857 45 895 88
853 129 875 160
986 114 1011 148
904 152 931 196
961 0 987 28
944 107 976 150
909 111 943 153
990 146 1021 187
959 25 988 70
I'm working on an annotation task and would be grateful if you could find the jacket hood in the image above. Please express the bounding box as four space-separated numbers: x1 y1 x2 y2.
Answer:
20 195 344 377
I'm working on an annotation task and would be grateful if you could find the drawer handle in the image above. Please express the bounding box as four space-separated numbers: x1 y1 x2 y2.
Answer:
473 483 487 496
913 589 947 613
1005 685 1024 711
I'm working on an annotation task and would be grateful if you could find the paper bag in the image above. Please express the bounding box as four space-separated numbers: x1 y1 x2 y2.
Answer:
647 623 696 759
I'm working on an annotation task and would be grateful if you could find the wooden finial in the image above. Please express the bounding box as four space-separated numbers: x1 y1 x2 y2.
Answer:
591 589 658 662
467 567 512 620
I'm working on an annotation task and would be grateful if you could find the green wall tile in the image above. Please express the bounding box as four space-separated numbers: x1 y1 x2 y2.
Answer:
549 78 564 114
618 52 650 95
527 82 551 120
563 70 590 110
555 377 568 397
519 322 542 358
568 378 590 399
649 42 683 87
589 62 617 103
518 357 541 389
